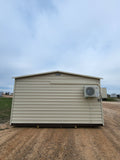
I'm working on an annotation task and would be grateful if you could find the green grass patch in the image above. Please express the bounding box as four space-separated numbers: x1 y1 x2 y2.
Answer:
103 97 118 101
0 97 12 123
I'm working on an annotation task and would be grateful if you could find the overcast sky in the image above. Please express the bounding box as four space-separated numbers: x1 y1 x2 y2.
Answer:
0 0 120 93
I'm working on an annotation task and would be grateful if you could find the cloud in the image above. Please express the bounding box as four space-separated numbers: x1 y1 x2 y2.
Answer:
0 0 120 93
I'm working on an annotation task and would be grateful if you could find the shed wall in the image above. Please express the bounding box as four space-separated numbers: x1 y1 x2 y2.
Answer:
10 73 103 125
101 88 107 99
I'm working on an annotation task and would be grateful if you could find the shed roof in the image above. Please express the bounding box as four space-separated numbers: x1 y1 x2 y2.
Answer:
13 70 102 80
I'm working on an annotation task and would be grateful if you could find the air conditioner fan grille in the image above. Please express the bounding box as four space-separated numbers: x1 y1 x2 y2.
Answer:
86 87 95 96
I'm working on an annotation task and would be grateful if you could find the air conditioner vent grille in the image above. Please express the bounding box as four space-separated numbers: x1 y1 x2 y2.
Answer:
84 86 99 98
86 87 95 96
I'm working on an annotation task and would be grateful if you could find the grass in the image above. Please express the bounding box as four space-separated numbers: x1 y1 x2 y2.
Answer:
0 97 12 123
103 97 118 101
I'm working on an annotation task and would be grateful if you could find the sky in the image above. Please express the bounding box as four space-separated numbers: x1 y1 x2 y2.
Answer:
0 0 120 94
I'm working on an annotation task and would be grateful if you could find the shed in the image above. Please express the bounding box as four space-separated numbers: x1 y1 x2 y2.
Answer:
101 88 107 99
10 71 104 126
110 94 117 98
0 92 2 97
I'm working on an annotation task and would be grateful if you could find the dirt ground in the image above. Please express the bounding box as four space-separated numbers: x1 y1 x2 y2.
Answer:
0 102 120 160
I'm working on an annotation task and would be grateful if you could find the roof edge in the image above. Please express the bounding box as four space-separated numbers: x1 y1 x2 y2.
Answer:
13 70 102 80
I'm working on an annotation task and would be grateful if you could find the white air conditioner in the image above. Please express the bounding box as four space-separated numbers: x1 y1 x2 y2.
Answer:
84 86 99 98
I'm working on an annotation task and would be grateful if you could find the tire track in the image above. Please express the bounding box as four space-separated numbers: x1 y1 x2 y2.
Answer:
0 128 33 160
74 128 100 160
23 128 54 160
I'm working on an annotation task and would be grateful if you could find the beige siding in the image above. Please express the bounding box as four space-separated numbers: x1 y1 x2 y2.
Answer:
101 88 107 99
10 73 104 125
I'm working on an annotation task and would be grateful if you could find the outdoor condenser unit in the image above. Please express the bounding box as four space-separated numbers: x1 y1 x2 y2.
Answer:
84 86 99 98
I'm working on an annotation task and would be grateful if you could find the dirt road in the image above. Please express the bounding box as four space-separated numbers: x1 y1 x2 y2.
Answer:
0 102 120 160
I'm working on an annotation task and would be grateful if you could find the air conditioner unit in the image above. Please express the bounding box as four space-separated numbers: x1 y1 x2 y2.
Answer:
84 86 99 98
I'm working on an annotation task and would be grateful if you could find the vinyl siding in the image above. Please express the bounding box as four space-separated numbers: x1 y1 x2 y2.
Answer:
101 88 107 99
10 73 104 125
